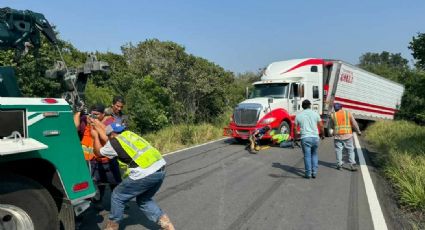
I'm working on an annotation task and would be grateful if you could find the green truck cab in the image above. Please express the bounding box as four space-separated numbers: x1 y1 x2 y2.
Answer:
0 8 97 229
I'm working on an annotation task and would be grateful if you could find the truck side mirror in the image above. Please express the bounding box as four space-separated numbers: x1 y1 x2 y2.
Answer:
268 97 274 104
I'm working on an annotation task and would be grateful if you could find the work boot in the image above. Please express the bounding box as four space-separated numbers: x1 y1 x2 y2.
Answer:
103 219 119 230
158 214 175 230
349 164 358 172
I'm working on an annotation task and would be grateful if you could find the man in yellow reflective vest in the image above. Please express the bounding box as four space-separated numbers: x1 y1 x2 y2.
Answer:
91 122 175 230
331 103 362 171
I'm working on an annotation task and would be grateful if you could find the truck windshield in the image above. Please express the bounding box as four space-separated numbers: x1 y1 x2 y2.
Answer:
250 83 289 98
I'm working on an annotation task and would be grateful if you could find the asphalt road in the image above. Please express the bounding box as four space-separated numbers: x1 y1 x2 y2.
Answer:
79 137 387 230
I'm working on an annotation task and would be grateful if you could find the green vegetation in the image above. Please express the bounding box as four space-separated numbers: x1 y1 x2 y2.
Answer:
365 120 425 212
144 123 224 154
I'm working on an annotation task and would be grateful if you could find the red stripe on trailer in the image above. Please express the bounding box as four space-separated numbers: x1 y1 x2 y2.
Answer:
280 58 324 74
335 97 397 112
337 103 395 116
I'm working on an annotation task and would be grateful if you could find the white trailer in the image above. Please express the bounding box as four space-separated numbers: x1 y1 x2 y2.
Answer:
326 61 404 121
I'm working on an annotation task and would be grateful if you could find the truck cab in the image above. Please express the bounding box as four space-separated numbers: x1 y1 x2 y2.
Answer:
225 58 330 140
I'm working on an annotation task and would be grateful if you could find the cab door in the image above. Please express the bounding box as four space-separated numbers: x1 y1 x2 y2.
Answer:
288 83 303 115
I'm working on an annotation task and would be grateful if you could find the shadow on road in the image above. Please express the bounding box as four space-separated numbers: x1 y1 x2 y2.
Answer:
270 162 305 178
77 191 161 230
318 160 336 169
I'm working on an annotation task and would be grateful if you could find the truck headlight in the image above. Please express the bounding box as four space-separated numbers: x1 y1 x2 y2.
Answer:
260 117 276 124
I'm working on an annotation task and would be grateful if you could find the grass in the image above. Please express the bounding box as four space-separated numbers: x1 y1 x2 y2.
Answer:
143 123 224 154
365 120 425 214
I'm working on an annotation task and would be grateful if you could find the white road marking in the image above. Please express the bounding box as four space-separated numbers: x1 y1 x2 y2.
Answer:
354 133 388 230
163 137 231 156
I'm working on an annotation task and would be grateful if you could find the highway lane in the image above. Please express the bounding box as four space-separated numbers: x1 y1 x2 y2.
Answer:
79 137 382 230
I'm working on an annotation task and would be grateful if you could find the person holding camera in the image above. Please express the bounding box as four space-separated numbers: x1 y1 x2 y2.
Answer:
293 100 324 179
74 103 122 210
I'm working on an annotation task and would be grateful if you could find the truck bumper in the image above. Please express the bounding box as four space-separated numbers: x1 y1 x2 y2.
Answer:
73 198 91 216
223 124 272 140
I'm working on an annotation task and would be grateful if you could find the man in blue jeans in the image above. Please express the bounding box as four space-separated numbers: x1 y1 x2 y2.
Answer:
331 103 361 171
294 100 324 179
91 123 175 230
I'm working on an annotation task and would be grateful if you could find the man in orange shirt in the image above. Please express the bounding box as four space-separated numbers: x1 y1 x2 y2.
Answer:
74 104 122 209
331 103 362 171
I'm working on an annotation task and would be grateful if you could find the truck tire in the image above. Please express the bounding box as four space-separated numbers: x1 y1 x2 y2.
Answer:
58 200 75 230
0 174 59 230
279 121 290 135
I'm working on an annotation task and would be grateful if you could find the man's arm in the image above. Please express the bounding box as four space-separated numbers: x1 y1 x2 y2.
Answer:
90 129 103 158
91 118 108 144
73 112 81 129
318 121 324 139
317 113 324 138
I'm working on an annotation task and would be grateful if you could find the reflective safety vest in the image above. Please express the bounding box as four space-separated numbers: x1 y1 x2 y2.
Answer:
271 133 290 144
81 125 95 161
332 110 353 135
114 131 163 169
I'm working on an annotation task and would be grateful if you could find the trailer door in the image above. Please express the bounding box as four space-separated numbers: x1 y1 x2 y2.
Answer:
311 84 321 113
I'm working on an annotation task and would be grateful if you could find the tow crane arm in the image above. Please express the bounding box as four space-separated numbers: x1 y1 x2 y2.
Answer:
0 7 109 111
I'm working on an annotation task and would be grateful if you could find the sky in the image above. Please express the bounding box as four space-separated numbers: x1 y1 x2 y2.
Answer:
3 0 425 73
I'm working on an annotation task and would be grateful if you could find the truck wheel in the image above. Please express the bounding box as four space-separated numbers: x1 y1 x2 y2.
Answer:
0 174 59 230
58 200 75 230
279 121 290 135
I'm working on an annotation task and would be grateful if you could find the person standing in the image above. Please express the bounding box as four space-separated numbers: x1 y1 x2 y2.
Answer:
294 100 324 179
331 103 361 171
104 96 127 126
91 123 175 230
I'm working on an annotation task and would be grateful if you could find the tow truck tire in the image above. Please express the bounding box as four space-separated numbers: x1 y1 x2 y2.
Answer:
58 200 75 230
279 121 290 135
0 174 59 230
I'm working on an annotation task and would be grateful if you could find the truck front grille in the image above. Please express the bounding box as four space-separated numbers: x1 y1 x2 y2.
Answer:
234 104 261 126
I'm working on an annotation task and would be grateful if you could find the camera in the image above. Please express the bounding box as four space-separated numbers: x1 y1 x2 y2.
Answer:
88 114 98 119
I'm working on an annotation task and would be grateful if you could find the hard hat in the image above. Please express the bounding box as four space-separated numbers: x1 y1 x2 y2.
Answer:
334 103 342 111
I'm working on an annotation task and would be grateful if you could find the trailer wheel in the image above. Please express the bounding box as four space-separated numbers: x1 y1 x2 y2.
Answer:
0 174 59 230
279 121 290 135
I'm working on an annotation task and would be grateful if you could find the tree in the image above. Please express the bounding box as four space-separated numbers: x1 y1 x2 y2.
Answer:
409 32 425 70
120 39 236 125
358 51 409 82
125 76 172 133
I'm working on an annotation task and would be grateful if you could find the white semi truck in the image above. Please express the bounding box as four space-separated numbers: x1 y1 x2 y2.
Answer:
224 58 405 140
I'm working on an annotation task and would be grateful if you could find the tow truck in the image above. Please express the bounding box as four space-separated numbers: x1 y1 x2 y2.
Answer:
0 7 108 229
